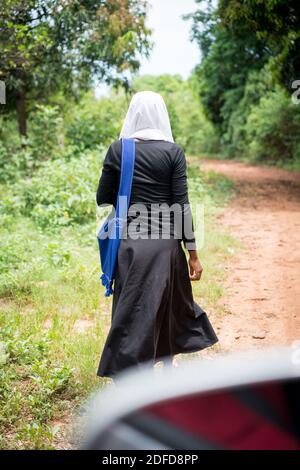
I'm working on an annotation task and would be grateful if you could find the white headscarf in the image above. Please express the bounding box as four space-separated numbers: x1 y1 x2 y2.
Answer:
119 91 174 142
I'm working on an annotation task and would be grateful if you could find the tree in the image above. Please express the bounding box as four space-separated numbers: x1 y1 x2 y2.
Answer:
0 0 151 137
186 1 268 131
186 0 300 144
218 0 300 89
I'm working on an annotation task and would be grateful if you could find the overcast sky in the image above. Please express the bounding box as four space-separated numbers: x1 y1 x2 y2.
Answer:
139 0 200 78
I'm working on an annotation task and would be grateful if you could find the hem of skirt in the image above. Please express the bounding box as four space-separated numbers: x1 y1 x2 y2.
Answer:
96 337 218 379
156 336 219 362
173 336 218 357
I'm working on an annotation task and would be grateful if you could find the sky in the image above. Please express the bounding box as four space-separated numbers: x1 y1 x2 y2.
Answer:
139 0 200 78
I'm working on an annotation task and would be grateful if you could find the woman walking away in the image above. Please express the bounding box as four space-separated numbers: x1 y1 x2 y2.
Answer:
96 91 218 378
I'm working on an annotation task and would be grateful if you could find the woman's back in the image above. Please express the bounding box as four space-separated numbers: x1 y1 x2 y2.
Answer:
97 139 189 207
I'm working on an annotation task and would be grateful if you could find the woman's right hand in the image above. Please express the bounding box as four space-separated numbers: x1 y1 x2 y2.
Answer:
188 253 203 281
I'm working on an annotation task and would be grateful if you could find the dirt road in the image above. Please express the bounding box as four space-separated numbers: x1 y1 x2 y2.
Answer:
201 159 300 351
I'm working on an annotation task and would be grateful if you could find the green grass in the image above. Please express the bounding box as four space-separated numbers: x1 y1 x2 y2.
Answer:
0 218 111 448
0 157 236 449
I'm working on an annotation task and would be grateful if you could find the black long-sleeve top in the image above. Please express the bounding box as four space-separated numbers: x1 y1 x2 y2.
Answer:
96 139 196 249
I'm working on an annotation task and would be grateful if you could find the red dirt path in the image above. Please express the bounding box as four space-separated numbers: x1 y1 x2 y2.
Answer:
201 159 300 351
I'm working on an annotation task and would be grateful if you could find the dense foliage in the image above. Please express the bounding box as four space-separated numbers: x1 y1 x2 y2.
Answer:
187 0 300 166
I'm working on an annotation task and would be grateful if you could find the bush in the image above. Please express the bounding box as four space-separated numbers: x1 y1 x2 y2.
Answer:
222 69 270 157
0 105 64 183
0 238 24 274
17 147 103 229
0 145 103 230
28 105 64 161
0 142 34 183
245 88 300 164
219 68 300 167
65 92 126 150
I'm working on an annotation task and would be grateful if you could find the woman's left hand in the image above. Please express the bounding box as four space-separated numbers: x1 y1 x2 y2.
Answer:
188 256 203 281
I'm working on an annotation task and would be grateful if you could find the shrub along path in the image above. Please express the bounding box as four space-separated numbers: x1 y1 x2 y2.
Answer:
199 158 300 351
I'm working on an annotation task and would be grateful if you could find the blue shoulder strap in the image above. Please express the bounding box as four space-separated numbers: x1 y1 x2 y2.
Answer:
114 138 135 238
119 138 135 207
98 138 135 296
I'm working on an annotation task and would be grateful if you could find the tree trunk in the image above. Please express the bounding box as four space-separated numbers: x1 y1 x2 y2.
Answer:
16 91 27 138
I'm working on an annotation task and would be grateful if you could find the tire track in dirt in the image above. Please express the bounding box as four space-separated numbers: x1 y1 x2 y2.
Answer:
201 159 300 351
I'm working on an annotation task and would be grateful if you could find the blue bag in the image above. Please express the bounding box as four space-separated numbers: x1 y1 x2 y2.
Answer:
97 138 136 297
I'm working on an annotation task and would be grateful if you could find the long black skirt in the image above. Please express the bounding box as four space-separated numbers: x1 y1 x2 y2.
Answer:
97 238 218 378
